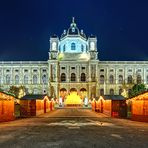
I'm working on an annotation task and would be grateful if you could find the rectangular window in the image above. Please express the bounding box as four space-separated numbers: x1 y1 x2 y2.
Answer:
15 69 19 72
137 69 141 72
71 67 75 69
110 69 114 72
128 69 132 72
100 69 104 72
82 67 85 70
119 69 123 72
61 67 65 70
42 69 47 72
24 69 28 72
33 69 37 72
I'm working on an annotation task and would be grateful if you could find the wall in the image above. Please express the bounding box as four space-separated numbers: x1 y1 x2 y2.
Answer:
0 96 15 122
132 99 148 122
103 100 112 116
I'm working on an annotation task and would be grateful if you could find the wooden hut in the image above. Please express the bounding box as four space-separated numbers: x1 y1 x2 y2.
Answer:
98 95 127 118
129 92 148 122
91 98 96 111
0 92 15 122
20 95 51 117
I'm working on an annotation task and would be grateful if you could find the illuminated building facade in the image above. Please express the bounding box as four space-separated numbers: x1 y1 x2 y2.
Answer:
0 18 148 100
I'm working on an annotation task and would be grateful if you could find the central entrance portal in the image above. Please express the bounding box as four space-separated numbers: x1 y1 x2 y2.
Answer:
65 88 82 106
59 88 88 107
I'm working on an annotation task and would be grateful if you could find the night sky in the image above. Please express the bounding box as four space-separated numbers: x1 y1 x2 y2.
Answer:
0 0 148 61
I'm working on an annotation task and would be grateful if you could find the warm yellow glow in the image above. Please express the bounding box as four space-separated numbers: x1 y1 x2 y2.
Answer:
58 53 64 60
65 91 82 105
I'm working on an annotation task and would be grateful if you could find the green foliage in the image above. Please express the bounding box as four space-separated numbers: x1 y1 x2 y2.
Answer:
129 84 147 98
8 85 26 98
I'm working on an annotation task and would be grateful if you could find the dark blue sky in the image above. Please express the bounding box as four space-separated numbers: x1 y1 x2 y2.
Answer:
0 0 148 61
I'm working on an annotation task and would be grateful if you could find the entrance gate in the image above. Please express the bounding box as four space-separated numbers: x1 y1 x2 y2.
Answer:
59 88 89 107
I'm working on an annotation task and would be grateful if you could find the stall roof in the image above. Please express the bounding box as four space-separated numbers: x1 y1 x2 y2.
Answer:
21 95 47 100
101 95 125 100
129 92 148 100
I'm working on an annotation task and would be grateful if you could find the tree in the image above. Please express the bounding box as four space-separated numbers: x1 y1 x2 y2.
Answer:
8 86 26 98
129 84 147 98
121 80 131 99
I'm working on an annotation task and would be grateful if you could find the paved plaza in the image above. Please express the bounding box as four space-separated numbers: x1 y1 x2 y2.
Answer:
0 108 148 148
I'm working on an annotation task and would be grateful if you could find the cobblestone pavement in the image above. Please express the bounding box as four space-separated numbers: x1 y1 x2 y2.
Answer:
0 108 148 148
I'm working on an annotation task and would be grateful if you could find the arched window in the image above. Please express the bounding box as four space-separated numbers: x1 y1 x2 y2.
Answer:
81 73 86 82
100 89 104 96
100 75 104 84
71 43 76 50
61 73 66 82
137 75 142 84
119 75 123 84
42 75 47 84
33 75 37 84
24 75 28 84
127 75 133 84
71 73 76 82
6 75 10 84
109 75 114 84
81 44 84 52
110 89 114 95
119 88 123 95
15 75 19 84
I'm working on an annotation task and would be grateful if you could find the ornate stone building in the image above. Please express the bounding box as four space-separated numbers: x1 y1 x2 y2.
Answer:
0 18 148 99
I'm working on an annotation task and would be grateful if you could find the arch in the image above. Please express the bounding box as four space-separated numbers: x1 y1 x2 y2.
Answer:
80 88 87 92
81 73 86 82
33 75 37 84
100 89 104 96
70 88 77 92
137 75 142 84
59 88 67 100
71 43 76 50
71 73 76 82
118 75 123 84
42 74 47 84
60 88 67 92
100 75 104 84
61 73 66 82
127 75 133 84
15 75 19 84
24 75 28 84
109 75 114 84
110 89 114 95
6 75 10 84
